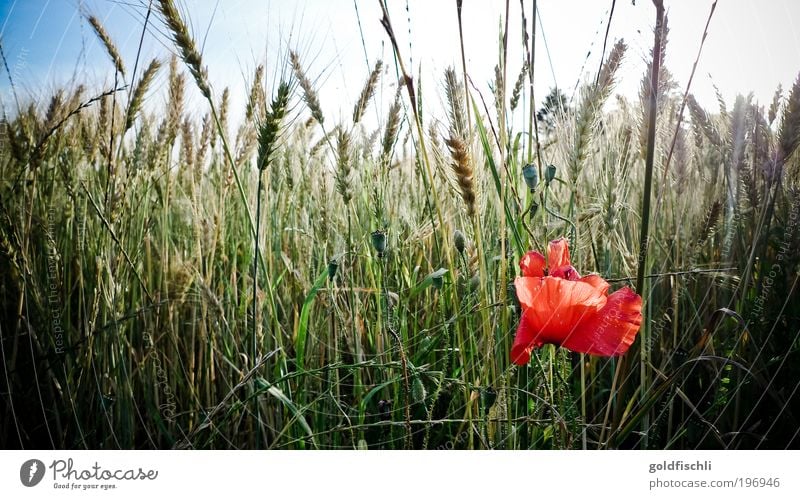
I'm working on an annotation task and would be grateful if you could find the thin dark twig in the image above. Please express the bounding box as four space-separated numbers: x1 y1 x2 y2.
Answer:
635 0 665 295
130 1 153 89
0 38 21 112
595 0 617 88
605 267 738 283
456 0 470 131
104 70 120 210
353 0 371 71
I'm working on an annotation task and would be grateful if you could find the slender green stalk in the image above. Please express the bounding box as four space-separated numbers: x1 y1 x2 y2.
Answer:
631 0 665 449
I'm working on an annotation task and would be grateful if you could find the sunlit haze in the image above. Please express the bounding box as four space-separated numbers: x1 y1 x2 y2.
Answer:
2 0 800 124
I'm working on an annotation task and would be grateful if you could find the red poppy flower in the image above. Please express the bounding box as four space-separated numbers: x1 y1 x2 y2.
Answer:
511 237 643 365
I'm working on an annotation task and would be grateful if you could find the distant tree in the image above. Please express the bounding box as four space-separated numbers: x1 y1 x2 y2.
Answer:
536 87 569 135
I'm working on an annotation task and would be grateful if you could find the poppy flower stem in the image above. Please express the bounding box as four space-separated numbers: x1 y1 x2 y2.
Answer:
543 202 577 236
377 252 412 448
580 353 587 449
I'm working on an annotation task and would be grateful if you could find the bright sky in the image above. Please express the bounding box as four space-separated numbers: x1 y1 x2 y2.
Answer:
2 0 800 125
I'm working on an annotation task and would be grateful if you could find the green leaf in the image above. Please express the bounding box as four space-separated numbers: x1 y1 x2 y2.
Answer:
408 267 448 298
265 384 318 448
296 270 329 371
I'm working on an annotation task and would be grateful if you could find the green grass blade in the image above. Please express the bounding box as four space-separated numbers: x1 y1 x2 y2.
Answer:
295 270 329 372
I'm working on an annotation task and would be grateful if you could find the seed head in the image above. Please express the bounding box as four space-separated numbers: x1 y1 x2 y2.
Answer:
454 229 466 255
522 163 539 191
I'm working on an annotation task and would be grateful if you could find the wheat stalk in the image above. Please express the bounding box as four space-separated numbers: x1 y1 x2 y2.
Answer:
158 0 211 99
381 91 402 166
216 87 230 147
157 56 184 146
125 58 161 131
353 60 383 125
44 90 65 128
335 129 353 204
257 81 291 171
290 51 324 125
510 62 527 112
696 200 722 246
445 136 476 217
779 73 800 162
246 65 266 122
195 112 212 167
569 40 626 186
637 15 672 159
181 117 194 172
444 67 467 140
687 94 722 147
493 64 504 126
88 15 126 77
768 85 782 125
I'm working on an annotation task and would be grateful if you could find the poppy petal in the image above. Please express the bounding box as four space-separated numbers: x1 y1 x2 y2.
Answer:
510 319 540 365
562 287 643 356
579 273 610 295
548 237 571 269
512 276 606 360
519 251 546 277
550 265 581 281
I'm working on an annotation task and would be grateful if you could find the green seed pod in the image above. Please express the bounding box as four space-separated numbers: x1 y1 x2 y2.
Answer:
545 164 557 184
481 387 497 410
371 230 387 257
454 229 466 254
522 163 539 191
327 259 339 280
529 201 539 221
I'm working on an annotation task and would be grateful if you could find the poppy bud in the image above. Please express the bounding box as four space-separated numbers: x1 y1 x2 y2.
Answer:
371 230 387 257
522 163 539 191
481 387 497 410
327 259 339 280
453 229 466 254
545 164 557 184
529 201 539 221
377 399 392 421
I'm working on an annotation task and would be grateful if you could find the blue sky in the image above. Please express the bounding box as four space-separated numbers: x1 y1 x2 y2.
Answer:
2 1 800 126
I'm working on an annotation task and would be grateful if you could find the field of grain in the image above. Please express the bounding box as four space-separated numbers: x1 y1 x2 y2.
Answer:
1 0 799 450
